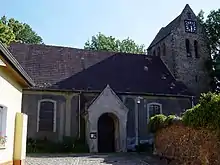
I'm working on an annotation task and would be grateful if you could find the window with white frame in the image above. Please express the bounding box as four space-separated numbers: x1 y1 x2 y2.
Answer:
37 99 56 132
147 103 162 122
0 105 7 138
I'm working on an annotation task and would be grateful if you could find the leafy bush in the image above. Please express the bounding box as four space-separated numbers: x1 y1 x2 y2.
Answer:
182 92 220 130
164 115 176 126
148 114 167 133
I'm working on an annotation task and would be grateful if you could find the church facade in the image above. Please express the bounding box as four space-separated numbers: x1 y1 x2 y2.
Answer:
8 4 210 153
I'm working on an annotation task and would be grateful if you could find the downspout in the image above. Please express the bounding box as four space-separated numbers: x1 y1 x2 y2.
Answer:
135 101 139 146
78 92 81 139
135 97 142 146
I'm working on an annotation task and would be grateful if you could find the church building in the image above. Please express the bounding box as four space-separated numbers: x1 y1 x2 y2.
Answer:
7 4 210 153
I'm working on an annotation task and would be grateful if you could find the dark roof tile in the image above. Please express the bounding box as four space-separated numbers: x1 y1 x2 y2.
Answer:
51 53 192 95
9 43 114 87
9 43 192 96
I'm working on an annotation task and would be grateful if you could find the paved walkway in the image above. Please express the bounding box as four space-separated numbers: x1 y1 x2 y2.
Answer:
26 153 165 165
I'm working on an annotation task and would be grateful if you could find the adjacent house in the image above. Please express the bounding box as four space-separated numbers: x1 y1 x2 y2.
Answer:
0 43 33 165
7 4 210 153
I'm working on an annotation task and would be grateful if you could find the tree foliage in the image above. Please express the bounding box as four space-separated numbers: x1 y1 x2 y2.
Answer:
84 32 146 54
182 92 220 130
0 20 15 46
198 9 220 92
0 16 43 45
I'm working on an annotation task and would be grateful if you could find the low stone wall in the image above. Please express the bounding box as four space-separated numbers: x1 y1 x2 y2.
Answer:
154 123 220 165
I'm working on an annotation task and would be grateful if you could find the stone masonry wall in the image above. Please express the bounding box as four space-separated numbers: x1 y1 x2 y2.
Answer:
173 6 210 96
148 6 211 97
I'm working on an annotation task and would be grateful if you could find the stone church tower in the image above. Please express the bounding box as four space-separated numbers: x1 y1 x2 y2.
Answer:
147 4 211 97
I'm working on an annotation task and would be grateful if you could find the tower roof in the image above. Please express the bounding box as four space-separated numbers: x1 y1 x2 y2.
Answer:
147 4 194 50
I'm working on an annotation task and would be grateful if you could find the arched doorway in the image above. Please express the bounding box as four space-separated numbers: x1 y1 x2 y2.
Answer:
98 113 117 152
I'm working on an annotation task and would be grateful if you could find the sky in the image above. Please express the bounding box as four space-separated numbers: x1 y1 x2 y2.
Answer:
0 0 219 49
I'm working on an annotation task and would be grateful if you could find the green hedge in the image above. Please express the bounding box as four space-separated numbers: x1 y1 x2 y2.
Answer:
148 92 220 133
148 114 167 133
182 92 220 130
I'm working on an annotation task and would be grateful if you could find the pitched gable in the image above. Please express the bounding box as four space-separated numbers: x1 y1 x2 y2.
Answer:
88 85 129 113
147 4 197 50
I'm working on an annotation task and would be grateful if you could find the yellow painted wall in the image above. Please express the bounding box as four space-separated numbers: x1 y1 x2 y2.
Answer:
0 67 23 164
13 113 28 162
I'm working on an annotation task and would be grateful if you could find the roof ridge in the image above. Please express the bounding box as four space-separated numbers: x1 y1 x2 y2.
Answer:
10 42 105 53
10 42 148 56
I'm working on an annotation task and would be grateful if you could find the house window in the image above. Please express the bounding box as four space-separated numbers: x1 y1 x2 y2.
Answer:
185 39 191 57
194 40 199 58
157 47 161 56
147 103 162 122
163 43 166 56
37 99 56 132
0 105 7 138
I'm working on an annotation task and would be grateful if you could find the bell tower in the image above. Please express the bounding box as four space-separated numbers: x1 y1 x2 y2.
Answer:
147 4 211 96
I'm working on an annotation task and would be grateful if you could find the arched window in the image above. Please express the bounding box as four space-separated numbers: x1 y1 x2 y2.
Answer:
37 99 56 132
194 40 199 58
163 43 166 56
147 103 162 123
185 39 191 57
157 47 161 56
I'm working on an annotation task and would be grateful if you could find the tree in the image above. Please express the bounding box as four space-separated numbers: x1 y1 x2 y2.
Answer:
84 33 146 54
0 21 15 46
0 16 43 45
198 9 220 92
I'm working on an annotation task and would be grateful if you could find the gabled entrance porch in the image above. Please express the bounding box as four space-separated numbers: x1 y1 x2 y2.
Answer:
84 85 129 153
